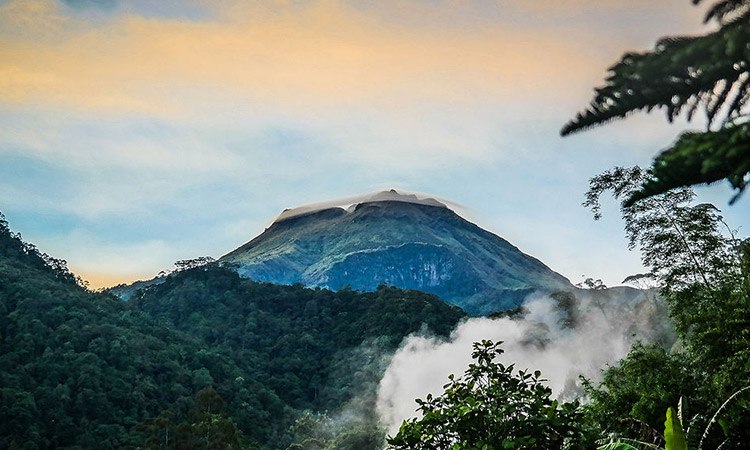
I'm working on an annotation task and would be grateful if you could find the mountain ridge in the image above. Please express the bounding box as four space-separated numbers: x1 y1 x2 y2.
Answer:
271 189 452 223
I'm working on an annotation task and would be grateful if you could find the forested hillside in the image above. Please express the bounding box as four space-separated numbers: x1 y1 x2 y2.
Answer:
0 213 464 449
131 265 465 413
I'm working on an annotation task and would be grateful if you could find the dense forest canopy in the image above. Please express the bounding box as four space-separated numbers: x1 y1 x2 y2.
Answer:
0 212 465 449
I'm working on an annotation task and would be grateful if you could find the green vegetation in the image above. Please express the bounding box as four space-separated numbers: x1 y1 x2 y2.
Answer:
285 411 386 450
131 267 465 413
581 343 697 438
599 388 750 450
560 1 750 447
0 212 464 449
0 213 289 448
579 167 750 448
562 0 750 204
388 340 593 450
137 387 244 450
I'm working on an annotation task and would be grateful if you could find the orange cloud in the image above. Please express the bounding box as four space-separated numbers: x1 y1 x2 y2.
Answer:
0 0 609 117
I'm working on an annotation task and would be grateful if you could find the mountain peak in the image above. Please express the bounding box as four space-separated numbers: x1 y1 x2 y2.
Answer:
274 189 450 223
222 191 572 315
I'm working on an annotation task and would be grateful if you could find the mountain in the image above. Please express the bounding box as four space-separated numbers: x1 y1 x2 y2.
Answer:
220 190 573 315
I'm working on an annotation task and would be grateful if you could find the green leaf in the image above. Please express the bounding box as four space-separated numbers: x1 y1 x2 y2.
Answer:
664 407 688 450
624 123 750 206
717 417 730 437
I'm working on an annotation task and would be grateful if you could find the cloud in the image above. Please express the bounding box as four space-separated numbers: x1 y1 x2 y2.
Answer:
376 289 674 433
272 188 466 222
0 0 601 113
0 0 79 44
0 0 704 174
0 0 706 173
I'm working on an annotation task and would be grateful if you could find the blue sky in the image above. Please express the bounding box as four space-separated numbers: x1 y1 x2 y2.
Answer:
1 0 746 287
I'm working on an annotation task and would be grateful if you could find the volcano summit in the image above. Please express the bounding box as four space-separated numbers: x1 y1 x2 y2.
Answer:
220 190 572 315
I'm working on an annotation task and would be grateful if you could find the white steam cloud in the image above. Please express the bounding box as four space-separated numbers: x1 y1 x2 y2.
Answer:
376 288 673 432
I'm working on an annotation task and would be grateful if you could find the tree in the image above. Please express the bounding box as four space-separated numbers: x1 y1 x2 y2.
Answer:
141 388 245 450
598 388 750 450
285 410 386 450
581 344 698 438
582 167 750 448
387 340 591 450
583 166 739 294
562 0 750 205
137 411 177 450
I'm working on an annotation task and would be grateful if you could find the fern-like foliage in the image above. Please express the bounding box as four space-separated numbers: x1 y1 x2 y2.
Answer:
626 122 750 205
694 0 750 23
562 1 750 203
561 12 749 134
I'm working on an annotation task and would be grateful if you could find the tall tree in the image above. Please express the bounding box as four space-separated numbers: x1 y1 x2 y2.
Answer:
562 0 750 204
582 167 750 448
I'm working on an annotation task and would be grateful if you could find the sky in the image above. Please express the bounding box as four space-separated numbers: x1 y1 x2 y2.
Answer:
1 0 747 289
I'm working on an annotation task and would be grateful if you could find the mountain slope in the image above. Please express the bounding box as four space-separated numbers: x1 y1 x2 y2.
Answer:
221 191 573 315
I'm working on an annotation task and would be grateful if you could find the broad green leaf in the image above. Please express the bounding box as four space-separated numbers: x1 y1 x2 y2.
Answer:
664 407 688 450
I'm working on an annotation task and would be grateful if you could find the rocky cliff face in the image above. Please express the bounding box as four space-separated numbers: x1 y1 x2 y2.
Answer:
220 191 573 315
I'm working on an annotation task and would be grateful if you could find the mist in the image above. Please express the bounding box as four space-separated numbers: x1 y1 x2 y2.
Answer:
376 287 673 432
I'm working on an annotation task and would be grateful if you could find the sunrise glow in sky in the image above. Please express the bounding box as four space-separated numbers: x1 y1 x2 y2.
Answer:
2 0 747 288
